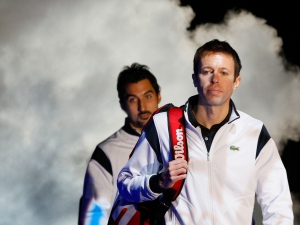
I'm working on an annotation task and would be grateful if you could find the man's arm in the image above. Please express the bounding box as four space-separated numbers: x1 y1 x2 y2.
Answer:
79 149 114 225
117 131 163 203
117 112 188 203
255 138 294 224
149 158 188 191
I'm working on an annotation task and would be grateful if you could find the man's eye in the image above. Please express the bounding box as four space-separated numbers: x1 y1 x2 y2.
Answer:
202 70 212 75
221 71 228 76
128 98 137 103
145 94 153 99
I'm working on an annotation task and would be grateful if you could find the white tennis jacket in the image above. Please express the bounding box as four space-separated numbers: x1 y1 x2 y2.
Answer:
117 99 294 225
79 119 140 225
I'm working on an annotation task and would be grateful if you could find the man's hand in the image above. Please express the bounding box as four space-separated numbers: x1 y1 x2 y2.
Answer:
159 158 188 189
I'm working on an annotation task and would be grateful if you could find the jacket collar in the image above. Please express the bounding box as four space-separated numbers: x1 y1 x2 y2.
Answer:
185 95 240 126
122 118 141 137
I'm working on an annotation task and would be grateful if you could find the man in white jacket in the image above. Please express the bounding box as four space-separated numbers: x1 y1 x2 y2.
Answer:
116 39 294 224
78 63 162 225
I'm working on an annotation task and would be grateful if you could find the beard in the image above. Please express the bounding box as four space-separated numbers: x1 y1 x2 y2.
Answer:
136 111 152 127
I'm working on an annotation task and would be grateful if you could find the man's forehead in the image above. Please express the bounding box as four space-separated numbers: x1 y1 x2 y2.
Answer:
124 80 155 99
199 53 234 67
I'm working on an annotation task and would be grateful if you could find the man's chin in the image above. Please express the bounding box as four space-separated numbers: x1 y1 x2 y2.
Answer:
137 119 148 128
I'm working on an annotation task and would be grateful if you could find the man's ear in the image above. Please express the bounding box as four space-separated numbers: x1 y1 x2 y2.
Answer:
157 92 162 104
233 76 241 90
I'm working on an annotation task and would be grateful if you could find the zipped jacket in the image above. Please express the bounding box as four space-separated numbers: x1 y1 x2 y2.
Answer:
79 118 140 225
117 98 294 225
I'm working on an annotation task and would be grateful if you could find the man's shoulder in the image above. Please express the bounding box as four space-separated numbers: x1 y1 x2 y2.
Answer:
143 104 184 136
91 127 138 163
236 110 264 128
238 110 262 121
154 103 178 114
141 103 179 130
151 103 182 119
98 127 139 148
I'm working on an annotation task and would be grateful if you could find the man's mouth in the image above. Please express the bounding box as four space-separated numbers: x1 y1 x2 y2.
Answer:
139 112 151 120
208 88 222 95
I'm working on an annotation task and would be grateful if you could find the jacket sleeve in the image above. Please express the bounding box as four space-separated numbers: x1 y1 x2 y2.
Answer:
79 148 114 225
117 116 167 203
255 137 294 224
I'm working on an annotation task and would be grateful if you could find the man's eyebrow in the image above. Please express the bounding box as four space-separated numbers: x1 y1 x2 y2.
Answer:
201 66 213 70
125 90 155 100
125 93 136 99
143 90 155 95
202 66 230 71
128 90 154 96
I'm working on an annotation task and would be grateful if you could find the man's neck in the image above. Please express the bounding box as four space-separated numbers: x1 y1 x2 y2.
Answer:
192 103 230 129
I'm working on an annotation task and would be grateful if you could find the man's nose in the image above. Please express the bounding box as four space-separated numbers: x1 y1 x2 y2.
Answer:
138 99 146 111
211 73 219 83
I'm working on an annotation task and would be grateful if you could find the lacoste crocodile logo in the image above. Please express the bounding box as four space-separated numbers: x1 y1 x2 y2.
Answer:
230 145 239 151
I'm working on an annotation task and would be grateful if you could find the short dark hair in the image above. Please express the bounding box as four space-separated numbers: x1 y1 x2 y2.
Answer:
193 39 242 80
117 63 161 104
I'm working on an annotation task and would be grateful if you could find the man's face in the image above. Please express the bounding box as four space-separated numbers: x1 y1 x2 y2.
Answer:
122 79 161 133
192 52 240 107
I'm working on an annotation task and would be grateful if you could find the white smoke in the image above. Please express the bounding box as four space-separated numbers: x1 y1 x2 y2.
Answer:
0 1 299 225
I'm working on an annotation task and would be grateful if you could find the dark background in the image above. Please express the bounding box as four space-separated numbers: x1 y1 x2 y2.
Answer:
180 0 300 199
